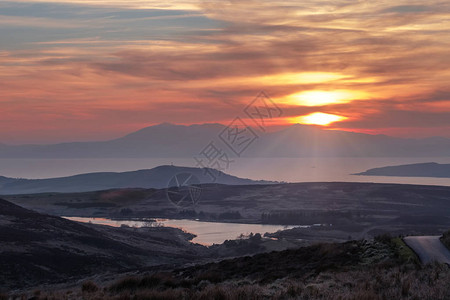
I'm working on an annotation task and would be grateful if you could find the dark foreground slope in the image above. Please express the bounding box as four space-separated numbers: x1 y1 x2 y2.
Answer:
0 198 208 290
12 236 450 300
0 198 298 292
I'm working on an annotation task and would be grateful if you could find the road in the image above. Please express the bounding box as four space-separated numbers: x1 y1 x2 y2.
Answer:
403 236 450 264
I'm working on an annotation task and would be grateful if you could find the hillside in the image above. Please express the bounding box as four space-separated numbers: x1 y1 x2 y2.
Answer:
0 198 208 290
0 165 272 194
9 236 450 299
0 197 305 291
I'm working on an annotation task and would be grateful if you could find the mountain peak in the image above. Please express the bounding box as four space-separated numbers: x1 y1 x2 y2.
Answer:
155 122 176 127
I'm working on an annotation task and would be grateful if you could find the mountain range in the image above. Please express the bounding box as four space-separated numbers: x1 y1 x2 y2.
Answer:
1 123 450 158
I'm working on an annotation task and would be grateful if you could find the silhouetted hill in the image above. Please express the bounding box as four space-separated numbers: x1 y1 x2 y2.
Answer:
355 162 450 178
1 123 450 158
0 165 272 195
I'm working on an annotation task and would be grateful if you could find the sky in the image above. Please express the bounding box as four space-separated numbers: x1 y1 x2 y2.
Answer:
1 0 450 144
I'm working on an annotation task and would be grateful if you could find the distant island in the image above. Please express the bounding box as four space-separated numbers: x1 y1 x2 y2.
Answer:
354 162 450 178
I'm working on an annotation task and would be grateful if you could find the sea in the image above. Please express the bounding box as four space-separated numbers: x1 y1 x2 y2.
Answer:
1 157 450 186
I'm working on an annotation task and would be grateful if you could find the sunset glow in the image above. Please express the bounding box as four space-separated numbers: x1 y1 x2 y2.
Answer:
1 0 450 143
292 113 348 126
2 1 450 295
282 90 369 107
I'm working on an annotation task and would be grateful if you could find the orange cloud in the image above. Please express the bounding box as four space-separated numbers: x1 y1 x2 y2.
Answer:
1 0 450 143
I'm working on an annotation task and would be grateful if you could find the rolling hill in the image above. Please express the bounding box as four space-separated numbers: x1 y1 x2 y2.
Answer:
0 165 272 195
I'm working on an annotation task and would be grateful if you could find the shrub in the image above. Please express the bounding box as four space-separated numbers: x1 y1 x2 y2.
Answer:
110 273 180 292
196 286 228 300
391 238 420 264
374 233 392 244
110 277 140 292
82 281 99 293
440 230 450 250
133 289 184 300
196 270 224 284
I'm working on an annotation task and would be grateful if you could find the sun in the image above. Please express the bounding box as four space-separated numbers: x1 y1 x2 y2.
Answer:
281 90 368 106
291 112 347 126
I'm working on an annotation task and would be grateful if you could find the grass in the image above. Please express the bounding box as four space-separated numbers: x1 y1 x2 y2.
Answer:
392 237 420 264
16 263 450 300
7 238 450 300
81 281 99 293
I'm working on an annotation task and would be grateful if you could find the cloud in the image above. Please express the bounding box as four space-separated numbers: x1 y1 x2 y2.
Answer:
1 0 450 142
9 0 200 10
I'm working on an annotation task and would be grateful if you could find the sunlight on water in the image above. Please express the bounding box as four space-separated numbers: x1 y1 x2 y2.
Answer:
64 216 302 245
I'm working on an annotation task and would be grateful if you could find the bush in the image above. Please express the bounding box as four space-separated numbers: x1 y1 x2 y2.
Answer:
196 271 224 284
391 237 420 265
374 233 392 244
110 273 179 292
110 277 140 292
440 230 450 250
82 281 99 293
